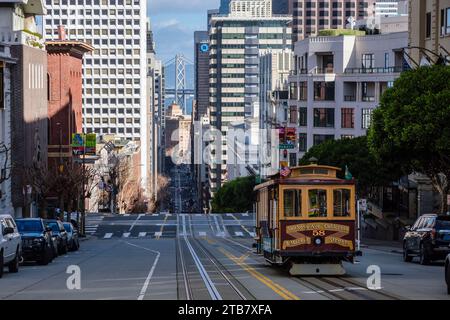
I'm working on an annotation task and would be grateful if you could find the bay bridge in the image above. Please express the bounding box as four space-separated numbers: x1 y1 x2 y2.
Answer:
164 54 194 113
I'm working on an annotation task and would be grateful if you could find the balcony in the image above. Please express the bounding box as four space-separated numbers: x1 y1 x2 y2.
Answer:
343 82 357 102
312 66 334 74
344 95 356 101
344 66 404 74
0 28 45 49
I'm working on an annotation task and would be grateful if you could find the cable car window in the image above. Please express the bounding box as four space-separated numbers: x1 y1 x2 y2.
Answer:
283 189 301 217
308 189 327 217
333 189 351 217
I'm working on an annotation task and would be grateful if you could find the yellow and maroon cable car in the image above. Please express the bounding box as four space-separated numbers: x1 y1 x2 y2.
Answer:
254 163 358 275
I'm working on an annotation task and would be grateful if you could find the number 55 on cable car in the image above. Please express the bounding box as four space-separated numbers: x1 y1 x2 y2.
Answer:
254 163 359 276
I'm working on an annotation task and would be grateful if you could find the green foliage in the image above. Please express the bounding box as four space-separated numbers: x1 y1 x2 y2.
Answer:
318 29 365 36
23 29 43 39
212 176 256 213
368 65 450 211
299 136 396 197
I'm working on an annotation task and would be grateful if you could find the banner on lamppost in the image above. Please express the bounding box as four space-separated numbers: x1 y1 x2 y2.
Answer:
71 133 84 155
71 133 97 156
85 133 97 156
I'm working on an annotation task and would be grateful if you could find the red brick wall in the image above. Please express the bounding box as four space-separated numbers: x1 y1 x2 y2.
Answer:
47 52 83 151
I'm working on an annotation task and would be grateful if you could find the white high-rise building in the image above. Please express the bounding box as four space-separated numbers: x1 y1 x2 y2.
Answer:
44 0 148 187
207 2 291 199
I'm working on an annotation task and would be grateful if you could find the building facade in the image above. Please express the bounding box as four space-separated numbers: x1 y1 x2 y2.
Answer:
259 50 293 178
193 30 210 211
207 0 292 198
0 44 15 216
292 1 377 42
408 0 450 65
44 0 148 188
147 19 164 204
288 31 408 159
46 26 93 177
0 0 48 217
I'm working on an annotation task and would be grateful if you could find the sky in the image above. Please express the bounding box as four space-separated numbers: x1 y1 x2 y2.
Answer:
147 0 220 63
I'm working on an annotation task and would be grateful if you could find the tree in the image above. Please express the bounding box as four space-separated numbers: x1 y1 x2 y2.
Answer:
23 165 55 218
299 136 397 197
368 65 450 213
212 176 256 213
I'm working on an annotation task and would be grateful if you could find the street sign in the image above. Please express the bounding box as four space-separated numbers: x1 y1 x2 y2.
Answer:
279 144 294 150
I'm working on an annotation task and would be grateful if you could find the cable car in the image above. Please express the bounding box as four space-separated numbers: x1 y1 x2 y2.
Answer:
254 162 359 275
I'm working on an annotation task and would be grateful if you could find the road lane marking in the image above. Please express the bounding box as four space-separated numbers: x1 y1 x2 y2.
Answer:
128 214 143 232
104 233 113 239
156 214 169 240
139 232 147 238
122 233 130 238
219 248 300 300
230 214 254 237
121 241 161 301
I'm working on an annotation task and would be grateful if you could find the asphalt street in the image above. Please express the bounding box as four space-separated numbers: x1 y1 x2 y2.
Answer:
1 211 449 300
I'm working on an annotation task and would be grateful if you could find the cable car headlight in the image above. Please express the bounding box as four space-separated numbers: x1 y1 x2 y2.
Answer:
314 237 322 246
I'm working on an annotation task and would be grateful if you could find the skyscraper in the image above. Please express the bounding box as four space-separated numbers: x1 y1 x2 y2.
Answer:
44 0 148 187
207 0 292 199
292 1 377 42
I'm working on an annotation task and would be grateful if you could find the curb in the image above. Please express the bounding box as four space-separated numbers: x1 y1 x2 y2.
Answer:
79 235 93 242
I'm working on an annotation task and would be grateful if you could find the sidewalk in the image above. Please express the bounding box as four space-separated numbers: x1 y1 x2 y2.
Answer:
360 238 403 254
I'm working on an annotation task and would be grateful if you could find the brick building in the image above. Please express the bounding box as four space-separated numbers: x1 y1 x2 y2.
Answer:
46 26 93 172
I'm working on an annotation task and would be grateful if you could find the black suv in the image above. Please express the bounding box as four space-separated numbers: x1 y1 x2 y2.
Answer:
15 219 53 265
44 220 69 255
403 214 450 264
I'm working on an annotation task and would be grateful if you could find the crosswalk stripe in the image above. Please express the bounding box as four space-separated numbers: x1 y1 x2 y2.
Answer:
235 231 243 237
104 233 113 239
155 232 162 237
138 232 147 237
242 213 249 217
122 233 130 238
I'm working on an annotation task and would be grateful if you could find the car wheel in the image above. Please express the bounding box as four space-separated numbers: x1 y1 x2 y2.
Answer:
419 243 430 265
62 242 68 255
0 250 4 278
403 244 413 262
8 249 19 273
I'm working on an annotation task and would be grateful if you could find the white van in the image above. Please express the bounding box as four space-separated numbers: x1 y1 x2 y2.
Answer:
0 214 22 278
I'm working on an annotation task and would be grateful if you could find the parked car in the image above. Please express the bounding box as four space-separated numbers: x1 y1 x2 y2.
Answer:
445 253 450 294
0 214 22 278
15 219 53 265
63 222 79 251
403 214 450 264
44 219 69 255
